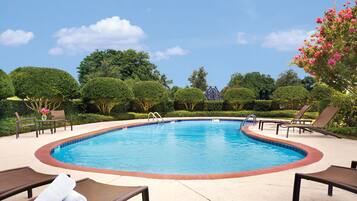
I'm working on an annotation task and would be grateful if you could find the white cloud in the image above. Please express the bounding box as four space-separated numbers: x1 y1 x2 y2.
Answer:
0 29 34 46
49 16 145 55
236 32 248 44
262 29 312 51
48 47 64 55
151 46 188 61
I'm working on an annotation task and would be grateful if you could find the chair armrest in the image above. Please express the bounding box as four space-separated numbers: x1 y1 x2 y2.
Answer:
351 161 357 169
16 117 37 123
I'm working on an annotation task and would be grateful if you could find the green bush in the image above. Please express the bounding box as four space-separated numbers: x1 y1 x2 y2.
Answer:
0 69 14 100
253 100 272 111
0 117 17 136
71 113 115 124
330 92 357 127
223 88 255 110
310 84 334 112
165 110 317 119
10 67 80 112
133 81 168 112
272 86 309 109
327 127 357 136
174 88 205 111
82 77 133 114
204 100 224 111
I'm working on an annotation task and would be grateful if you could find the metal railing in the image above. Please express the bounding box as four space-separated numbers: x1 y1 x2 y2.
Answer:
147 112 164 122
240 114 257 130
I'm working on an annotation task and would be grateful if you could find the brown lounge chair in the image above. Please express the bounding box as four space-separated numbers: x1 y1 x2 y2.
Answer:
29 178 149 201
51 110 73 133
277 106 339 138
258 105 312 131
292 161 357 201
0 167 57 200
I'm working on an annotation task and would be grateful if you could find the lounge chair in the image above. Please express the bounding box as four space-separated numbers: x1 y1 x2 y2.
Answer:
277 106 339 138
15 112 39 138
0 167 57 200
50 110 73 132
29 178 149 201
258 105 312 131
292 160 357 201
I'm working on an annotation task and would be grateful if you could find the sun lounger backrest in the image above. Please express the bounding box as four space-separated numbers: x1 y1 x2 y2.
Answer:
51 110 66 120
312 106 339 128
294 105 311 119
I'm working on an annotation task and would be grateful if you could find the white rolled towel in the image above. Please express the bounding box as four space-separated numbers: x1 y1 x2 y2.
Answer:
63 190 87 201
35 173 76 201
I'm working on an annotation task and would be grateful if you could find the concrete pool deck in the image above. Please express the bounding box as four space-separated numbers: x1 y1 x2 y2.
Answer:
0 117 356 201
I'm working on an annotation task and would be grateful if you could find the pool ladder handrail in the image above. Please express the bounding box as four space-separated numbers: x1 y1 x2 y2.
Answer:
240 114 257 130
147 112 164 122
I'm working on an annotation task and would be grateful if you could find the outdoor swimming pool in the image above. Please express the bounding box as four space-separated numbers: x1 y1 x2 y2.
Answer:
52 120 305 175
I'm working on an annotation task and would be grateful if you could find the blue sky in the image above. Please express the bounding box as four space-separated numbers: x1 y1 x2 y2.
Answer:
0 0 336 89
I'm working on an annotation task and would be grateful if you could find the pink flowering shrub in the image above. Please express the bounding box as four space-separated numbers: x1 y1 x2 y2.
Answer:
292 1 357 95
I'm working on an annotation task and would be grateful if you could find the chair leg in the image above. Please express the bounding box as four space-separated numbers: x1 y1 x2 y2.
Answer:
292 175 302 201
70 121 73 131
286 127 290 138
16 123 20 139
27 189 33 198
276 124 280 135
142 188 150 201
328 184 333 196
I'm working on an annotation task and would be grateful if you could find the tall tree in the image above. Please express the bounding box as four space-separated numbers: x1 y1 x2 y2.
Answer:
292 1 357 95
227 72 275 99
227 73 244 88
77 49 171 87
188 66 208 91
275 70 301 88
301 76 316 91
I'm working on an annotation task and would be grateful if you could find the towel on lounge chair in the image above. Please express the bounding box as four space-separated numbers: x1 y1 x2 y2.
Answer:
63 190 87 201
35 174 76 201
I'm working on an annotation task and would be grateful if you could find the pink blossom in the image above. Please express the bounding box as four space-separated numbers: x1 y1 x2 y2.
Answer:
349 28 356 33
328 58 336 65
333 52 342 61
308 59 316 65
316 17 323 23
314 51 321 58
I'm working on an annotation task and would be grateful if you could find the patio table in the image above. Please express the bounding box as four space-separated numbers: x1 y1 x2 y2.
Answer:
36 119 55 135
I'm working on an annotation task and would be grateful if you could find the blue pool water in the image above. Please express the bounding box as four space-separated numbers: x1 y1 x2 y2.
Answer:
52 120 305 175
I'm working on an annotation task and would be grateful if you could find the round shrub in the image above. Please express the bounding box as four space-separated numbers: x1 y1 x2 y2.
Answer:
310 84 334 101
174 88 205 111
10 67 80 112
223 88 255 110
310 84 335 112
82 77 133 114
0 69 14 100
133 81 168 112
272 86 309 109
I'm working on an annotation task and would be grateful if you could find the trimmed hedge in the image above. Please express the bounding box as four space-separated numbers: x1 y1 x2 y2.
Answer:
204 100 224 111
164 110 318 119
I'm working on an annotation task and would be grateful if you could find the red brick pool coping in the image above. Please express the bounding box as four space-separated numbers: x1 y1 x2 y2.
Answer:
35 119 323 180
